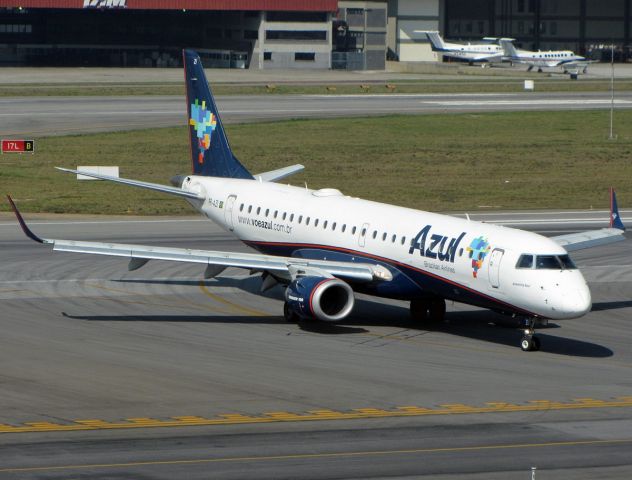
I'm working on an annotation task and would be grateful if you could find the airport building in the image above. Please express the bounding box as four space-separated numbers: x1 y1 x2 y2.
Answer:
0 0 629 68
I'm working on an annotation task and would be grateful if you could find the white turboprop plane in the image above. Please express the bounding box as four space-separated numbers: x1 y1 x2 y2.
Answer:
8 50 627 352
417 31 507 65
500 39 593 75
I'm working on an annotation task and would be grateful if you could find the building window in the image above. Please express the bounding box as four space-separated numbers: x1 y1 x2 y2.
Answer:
266 30 326 41
264 52 272 61
295 52 316 61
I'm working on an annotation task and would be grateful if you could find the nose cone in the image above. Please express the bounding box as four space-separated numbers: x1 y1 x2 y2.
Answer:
562 280 592 318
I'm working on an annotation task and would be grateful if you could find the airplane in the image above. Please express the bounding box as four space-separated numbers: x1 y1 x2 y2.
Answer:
499 39 594 76
416 31 508 65
7 49 627 352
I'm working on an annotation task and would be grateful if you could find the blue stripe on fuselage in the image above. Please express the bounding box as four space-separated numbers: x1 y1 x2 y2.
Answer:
244 240 537 317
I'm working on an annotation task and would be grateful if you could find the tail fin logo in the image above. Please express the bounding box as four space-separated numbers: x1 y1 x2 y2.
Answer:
189 99 217 164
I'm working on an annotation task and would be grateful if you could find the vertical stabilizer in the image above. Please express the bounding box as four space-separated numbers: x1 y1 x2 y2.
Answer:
424 31 446 51
183 50 253 179
499 39 518 57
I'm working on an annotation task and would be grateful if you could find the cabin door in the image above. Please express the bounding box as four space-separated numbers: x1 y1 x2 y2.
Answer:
488 248 504 289
225 195 237 231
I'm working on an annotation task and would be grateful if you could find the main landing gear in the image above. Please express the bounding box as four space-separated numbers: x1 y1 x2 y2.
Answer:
410 297 446 325
520 317 541 352
283 302 299 323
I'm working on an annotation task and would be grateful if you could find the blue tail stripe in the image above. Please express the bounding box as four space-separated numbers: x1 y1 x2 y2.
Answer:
183 49 253 179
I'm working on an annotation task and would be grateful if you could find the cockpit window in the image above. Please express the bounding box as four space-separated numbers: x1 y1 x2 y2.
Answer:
516 254 533 269
558 254 577 269
536 254 577 270
516 254 577 270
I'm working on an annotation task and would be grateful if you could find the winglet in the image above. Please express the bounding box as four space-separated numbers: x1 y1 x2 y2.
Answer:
6 195 45 243
610 187 625 231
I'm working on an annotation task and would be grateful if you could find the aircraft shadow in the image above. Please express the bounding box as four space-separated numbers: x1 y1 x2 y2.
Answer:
342 298 613 358
591 300 632 311
104 276 612 356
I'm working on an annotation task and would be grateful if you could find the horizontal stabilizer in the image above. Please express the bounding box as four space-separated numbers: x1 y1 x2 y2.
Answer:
56 167 203 200
255 164 305 182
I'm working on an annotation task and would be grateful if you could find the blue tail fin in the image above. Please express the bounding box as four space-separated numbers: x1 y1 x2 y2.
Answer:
183 50 253 179
610 187 625 230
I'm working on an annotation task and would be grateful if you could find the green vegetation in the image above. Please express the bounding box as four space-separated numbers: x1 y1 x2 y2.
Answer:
2 110 632 215
3 79 632 97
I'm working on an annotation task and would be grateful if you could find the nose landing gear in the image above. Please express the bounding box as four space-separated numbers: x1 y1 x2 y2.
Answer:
520 317 541 351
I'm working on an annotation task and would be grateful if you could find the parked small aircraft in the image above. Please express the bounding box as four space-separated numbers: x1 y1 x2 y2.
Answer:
418 31 507 65
500 39 593 76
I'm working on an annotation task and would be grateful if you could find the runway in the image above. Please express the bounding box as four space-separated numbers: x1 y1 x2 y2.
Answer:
1 212 631 478
3 91 632 136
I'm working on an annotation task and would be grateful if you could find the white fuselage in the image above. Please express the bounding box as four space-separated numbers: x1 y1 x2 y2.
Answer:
183 175 591 320
439 42 504 62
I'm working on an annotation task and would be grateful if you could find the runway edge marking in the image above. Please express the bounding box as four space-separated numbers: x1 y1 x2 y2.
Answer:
1 396 632 434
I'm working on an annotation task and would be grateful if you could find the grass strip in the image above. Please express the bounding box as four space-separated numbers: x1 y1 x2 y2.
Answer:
2 110 631 215
3 80 632 97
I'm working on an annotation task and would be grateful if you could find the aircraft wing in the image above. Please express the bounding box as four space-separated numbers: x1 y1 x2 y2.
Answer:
7 196 392 284
550 188 626 252
551 228 625 252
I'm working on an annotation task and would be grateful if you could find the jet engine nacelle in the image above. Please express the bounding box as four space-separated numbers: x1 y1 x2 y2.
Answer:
285 276 354 322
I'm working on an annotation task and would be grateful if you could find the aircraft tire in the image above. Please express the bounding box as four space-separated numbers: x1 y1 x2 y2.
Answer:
428 298 446 324
410 299 429 322
520 337 532 351
521 335 540 351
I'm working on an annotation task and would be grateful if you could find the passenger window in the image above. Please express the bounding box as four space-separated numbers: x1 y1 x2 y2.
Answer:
306 217 310 226
298 215 303 224
332 222 336 231
372 231 377 239
382 232 387 241
342 224 346 232
391 234 396 243
323 220 328 229
265 208 269 217
274 210 278 219
256 207 261 215
361 227 366 236
248 205 252 213
352 226 357 235
315 219 319 227
239 204 244 212
290 214 294 222
401 236 406 245
516 254 534 269
282 212 287 220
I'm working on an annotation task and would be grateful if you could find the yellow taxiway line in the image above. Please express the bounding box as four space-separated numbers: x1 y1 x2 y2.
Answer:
1 396 631 435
